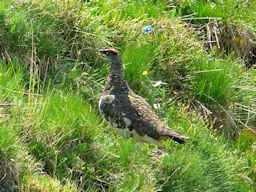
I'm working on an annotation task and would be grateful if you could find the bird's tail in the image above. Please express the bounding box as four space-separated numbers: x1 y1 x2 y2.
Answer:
160 127 189 144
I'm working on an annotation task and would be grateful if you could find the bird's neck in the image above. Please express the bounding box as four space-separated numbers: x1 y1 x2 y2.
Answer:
107 61 129 94
110 59 124 76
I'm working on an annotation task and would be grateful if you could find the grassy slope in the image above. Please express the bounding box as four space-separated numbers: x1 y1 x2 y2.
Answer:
0 0 255 191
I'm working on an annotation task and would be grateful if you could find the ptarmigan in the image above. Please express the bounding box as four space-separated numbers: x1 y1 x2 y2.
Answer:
99 49 189 145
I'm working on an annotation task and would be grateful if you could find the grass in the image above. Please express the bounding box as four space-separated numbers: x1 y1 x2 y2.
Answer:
0 0 255 191
192 55 242 105
175 0 256 23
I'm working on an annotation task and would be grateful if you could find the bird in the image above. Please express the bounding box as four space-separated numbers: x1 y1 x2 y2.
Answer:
99 49 189 145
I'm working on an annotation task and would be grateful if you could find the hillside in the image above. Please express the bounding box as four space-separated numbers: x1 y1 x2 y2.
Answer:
0 0 256 191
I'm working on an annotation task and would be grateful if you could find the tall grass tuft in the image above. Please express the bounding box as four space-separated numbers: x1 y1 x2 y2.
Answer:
192 55 241 105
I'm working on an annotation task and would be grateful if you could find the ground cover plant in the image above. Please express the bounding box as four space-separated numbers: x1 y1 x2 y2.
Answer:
0 0 255 191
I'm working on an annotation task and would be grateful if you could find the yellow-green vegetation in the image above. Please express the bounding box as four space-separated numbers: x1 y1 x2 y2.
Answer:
0 0 256 191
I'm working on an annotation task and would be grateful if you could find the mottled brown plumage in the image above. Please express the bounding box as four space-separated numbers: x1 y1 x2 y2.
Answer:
99 49 189 144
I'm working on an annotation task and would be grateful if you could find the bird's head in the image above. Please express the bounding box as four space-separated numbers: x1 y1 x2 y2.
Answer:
100 49 122 65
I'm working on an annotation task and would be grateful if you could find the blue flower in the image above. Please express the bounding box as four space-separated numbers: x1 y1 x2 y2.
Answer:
142 25 153 34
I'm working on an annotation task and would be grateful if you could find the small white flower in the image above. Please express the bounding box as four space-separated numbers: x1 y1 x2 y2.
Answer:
153 80 166 87
153 103 161 109
158 28 163 33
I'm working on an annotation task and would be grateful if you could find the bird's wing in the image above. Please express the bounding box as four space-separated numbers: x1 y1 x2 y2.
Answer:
99 91 189 143
123 92 189 143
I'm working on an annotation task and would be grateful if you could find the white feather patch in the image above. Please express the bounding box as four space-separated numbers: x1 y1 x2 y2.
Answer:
99 95 115 114
123 117 132 127
115 127 161 146
116 128 131 139
131 130 161 145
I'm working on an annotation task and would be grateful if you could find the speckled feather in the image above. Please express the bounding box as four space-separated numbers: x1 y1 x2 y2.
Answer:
99 49 189 144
